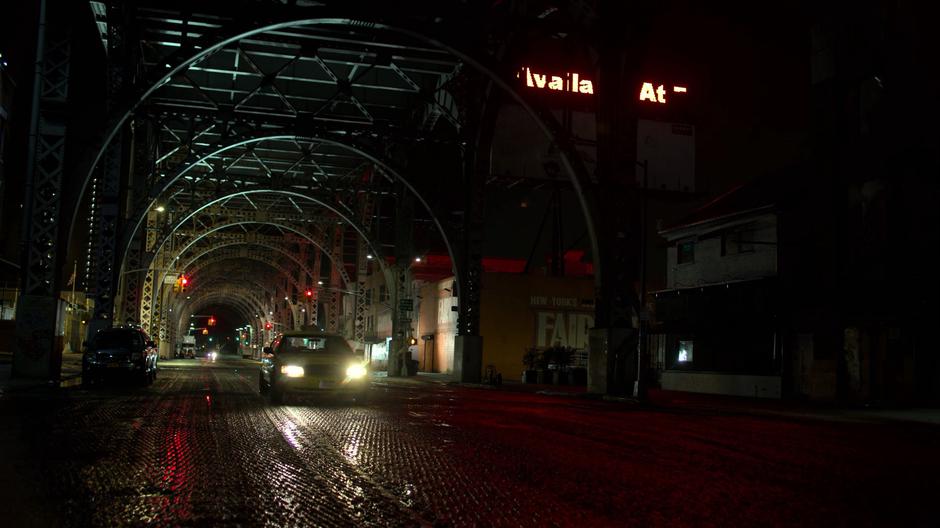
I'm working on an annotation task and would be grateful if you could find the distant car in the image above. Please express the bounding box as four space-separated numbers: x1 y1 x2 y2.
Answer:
259 331 369 404
82 327 158 386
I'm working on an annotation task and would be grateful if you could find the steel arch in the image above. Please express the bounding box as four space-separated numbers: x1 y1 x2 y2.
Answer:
74 15 599 301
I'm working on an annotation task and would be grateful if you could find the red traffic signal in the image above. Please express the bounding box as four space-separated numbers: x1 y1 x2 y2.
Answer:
305 289 313 297
208 316 217 327
265 322 272 330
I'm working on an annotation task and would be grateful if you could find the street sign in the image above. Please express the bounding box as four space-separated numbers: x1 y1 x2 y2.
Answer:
398 298 414 311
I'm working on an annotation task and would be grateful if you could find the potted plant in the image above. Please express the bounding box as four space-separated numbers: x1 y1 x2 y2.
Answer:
549 346 574 385
522 347 539 384
537 347 553 384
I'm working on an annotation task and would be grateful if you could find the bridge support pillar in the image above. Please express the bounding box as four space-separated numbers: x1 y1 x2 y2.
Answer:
589 0 645 398
13 0 73 379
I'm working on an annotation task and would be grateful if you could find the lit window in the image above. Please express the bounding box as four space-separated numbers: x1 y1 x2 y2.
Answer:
677 241 695 264
678 340 693 363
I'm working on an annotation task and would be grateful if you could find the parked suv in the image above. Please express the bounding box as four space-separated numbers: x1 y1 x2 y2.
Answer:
82 327 158 386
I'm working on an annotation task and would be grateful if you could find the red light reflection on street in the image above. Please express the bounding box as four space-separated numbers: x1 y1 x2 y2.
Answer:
158 416 193 520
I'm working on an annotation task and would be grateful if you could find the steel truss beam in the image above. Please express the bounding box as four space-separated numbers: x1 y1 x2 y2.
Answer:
14 0 73 378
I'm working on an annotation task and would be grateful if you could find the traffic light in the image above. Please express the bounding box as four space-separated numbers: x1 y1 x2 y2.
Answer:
305 289 313 298
265 322 272 330
202 328 208 335
208 316 217 327
176 273 189 292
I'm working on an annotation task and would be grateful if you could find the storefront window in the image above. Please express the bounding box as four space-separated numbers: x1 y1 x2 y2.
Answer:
677 340 693 363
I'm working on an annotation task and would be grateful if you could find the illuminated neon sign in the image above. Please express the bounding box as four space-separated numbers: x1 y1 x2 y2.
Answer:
518 67 594 95
639 82 688 104
517 68 689 105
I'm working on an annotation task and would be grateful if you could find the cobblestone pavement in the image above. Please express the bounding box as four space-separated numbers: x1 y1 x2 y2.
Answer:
1 359 938 527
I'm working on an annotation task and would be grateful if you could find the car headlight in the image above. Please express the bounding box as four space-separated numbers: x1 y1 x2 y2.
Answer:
280 365 304 377
345 363 367 379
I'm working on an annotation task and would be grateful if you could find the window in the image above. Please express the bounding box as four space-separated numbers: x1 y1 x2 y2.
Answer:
677 340 693 363
721 229 755 256
677 241 695 264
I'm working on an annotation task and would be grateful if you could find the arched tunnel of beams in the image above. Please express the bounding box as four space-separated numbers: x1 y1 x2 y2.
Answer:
180 277 292 324
144 214 368 341
155 219 353 292
180 291 269 346
70 11 601 356
177 256 323 327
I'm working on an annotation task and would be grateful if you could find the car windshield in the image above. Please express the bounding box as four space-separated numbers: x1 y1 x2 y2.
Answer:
93 331 141 349
277 336 352 355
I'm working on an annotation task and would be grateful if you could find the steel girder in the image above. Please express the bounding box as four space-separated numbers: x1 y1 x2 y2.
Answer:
327 224 343 333
89 0 131 322
178 290 271 340
182 289 266 322
310 248 322 328
179 296 255 337
180 243 319 290
72 14 600 319
13 0 73 379
121 134 408 275
175 279 274 323
185 254 306 302
66 8 604 387
154 220 349 291
183 276 286 324
71 15 493 306
353 185 376 351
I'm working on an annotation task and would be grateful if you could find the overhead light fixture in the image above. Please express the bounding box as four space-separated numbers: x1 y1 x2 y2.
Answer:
366 254 374 260
414 256 422 263
155 205 166 213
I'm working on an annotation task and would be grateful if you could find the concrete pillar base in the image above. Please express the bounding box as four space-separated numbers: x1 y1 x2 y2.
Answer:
12 295 61 379
454 335 482 383
387 338 404 377
588 327 637 396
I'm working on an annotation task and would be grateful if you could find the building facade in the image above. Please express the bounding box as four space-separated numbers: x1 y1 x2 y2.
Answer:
652 197 780 398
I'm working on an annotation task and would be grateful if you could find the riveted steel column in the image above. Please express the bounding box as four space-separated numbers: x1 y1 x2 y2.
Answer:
453 72 487 384
310 249 321 327
13 0 72 379
139 210 158 334
326 225 343 333
354 187 375 353
118 119 156 325
89 1 130 327
388 188 414 378
589 0 645 397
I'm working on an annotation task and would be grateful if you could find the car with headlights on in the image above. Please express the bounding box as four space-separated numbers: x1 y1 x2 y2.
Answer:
82 327 158 386
259 331 369 404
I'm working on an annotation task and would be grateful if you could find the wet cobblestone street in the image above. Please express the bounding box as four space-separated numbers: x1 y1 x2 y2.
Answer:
1 359 938 527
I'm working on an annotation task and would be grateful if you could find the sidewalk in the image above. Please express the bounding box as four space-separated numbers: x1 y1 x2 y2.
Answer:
645 388 940 426
374 372 940 426
0 352 83 396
